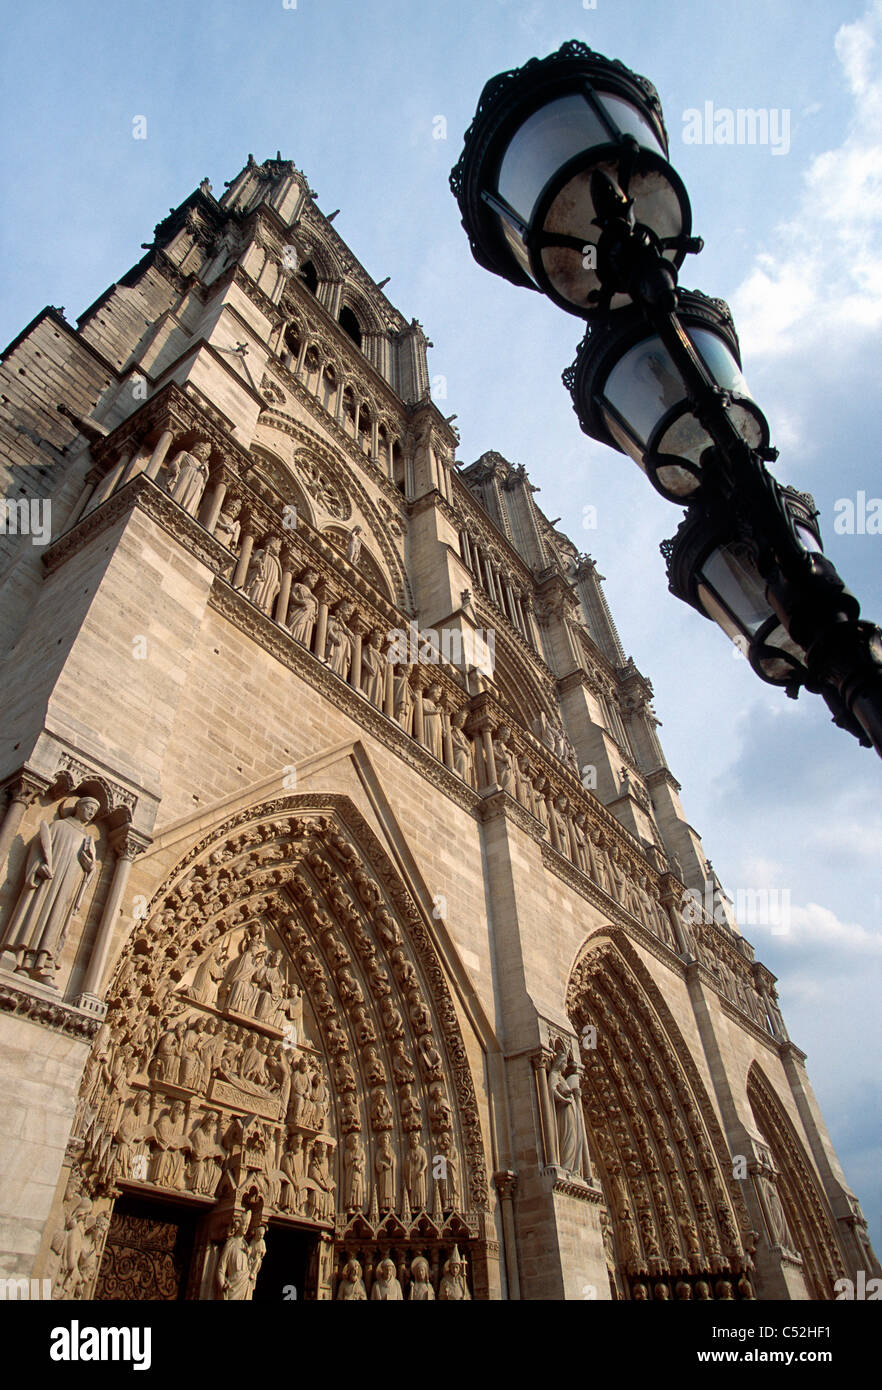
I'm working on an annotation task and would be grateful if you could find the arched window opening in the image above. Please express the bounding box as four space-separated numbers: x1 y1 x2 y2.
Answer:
358 405 372 453
339 305 362 349
392 441 406 494
341 387 357 435
321 364 337 413
283 322 301 368
300 259 318 295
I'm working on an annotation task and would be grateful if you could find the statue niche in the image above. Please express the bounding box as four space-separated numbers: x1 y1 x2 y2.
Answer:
0 795 100 984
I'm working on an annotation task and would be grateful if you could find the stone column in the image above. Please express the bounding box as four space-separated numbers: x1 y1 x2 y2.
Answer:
64 472 101 529
350 622 364 694
275 554 295 628
478 722 497 789
494 1171 521 1301
118 445 152 489
546 795 564 853
199 473 228 534
522 594 541 650
0 771 50 875
485 562 499 607
532 1053 558 1166
144 428 175 480
75 829 144 1013
232 522 255 589
383 660 395 719
412 677 425 747
87 452 131 511
313 586 330 661
441 707 454 771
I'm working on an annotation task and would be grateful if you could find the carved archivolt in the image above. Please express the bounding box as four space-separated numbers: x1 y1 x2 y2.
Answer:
255 416 412 609
747 1064 847 1298
52 795 488 1299
567 932 756 1300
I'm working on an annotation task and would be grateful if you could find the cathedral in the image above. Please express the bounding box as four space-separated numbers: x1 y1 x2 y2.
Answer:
0 153 875 1302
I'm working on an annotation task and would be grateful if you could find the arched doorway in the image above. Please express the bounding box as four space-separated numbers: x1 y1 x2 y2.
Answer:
49 796 490 1300
567 931 757 1302
747 1064 847 1299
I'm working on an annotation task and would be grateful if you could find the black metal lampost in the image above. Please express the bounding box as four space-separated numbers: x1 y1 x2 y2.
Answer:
450 40 882 757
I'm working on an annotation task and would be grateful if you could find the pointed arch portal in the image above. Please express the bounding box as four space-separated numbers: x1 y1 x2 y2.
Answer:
53 795 490 1301
568 931 758 1302
747 1063 847 1300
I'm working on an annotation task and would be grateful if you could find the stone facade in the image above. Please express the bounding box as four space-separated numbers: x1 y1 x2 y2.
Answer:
0 154 875 1301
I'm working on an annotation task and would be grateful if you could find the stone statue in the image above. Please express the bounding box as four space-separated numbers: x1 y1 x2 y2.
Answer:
53 1197 91 1298
760 1174 793 1249
493 730 513 793
343 1131 366 1211
307 1138 335 1220
245 535 283 614
436 1133 460 1210
216 1213 252 1300
371 1257 403 1300
2 796 99 982
346 525 363 563
165 441 211 516
325 602 353 678
374 1131 396 1212
213 499 241 552
393 664 414 734
337 1257 367 1300
151 1101 187 1188
371 1087 393 1132
189 944 228 1007
187 1110 222 1195
360 629 386 706
403 1130 428 1210
450 710 475 786
421 682 444 761
409 1256 435 1300
247 1223 267 1297
438 1246 470 1300
428 1081 452 1133
253 949 287 1025
287 568 319 646
74 1211 110 1299
220 931 264 1015
549 1045 589 1178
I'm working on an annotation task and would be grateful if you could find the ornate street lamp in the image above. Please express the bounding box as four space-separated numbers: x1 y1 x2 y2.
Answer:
451 42 882 757
661 488 818 689
449 41 697 316
563 289 769 504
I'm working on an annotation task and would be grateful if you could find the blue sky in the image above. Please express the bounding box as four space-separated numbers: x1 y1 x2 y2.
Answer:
2 0 880 1254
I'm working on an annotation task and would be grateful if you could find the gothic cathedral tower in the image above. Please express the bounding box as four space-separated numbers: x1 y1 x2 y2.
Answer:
0 154 874 1301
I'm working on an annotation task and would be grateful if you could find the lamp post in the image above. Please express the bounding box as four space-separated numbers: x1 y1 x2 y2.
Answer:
450 40 882 757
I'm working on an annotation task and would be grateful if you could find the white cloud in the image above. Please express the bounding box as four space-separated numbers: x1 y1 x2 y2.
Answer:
750 899 882 954
732 0 882 360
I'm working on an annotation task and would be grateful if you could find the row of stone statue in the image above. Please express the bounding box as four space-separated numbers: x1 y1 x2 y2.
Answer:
336 1247 471 1301
631 1274 755 1300
148 1019 313 1108
88 1076 459 1222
